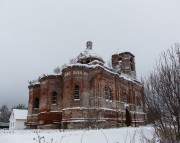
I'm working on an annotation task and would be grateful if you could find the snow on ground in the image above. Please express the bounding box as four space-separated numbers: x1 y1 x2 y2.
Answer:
0 126 155 143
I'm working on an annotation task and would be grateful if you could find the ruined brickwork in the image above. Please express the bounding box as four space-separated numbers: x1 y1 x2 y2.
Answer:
26 42 146 129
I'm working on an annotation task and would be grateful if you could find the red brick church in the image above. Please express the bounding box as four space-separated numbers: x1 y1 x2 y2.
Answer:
26 41 146 129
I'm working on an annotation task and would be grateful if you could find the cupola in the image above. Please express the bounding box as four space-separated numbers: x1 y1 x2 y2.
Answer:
77 41 104 65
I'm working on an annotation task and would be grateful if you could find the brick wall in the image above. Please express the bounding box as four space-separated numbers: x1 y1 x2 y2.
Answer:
27 59 146 129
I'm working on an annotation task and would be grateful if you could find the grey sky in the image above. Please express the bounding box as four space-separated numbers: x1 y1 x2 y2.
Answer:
0 0 180 107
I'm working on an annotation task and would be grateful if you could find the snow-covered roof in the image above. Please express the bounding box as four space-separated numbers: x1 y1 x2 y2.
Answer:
13 109 28 120
67 63 142 86
77 48 104 63
88 59 104 66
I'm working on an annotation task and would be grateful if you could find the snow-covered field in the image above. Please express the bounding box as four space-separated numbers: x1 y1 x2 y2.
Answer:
0 126 155 143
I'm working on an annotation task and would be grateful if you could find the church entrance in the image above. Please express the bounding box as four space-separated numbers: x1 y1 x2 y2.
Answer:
125 109 132 126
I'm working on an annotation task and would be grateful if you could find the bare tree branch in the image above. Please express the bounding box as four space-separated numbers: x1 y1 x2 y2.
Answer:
142 43 180 142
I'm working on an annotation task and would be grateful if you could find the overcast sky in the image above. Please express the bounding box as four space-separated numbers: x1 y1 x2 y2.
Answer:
0 0 180 107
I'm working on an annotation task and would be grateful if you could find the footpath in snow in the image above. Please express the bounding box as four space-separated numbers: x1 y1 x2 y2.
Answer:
0 126 155 143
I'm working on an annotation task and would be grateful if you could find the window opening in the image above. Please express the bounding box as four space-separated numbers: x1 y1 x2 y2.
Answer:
105 87 112 100
130 57 134 71
34 98 39 108
52 91 57 104
74 85 80 99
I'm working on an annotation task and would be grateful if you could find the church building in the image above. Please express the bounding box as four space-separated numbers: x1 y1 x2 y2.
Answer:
26 41 146 129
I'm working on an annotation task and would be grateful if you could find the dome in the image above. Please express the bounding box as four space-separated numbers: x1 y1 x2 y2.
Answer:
77 41 104 64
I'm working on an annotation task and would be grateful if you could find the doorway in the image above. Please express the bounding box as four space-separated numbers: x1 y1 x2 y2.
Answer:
125 109 132 126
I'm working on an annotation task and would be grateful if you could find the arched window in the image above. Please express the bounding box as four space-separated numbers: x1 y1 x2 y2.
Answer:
34 98 39 108
52 91 57 104
104 87 112 100
74 85 80 99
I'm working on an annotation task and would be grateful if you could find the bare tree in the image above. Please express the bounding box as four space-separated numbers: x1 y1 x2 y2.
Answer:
0 105 10 123
107 58 112 69
12 104 27 109
69 58 77 64
54 57 77 74
53 64 67 74
143 43 180 142
84 106 100 129
53 67 61 74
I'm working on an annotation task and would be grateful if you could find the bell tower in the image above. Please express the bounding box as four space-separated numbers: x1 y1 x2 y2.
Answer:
112 52 136 79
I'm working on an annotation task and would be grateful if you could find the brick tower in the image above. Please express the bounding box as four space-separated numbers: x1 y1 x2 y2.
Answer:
112 52 136 79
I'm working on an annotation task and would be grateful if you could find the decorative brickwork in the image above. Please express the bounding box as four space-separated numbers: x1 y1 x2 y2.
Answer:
26 42 146 129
